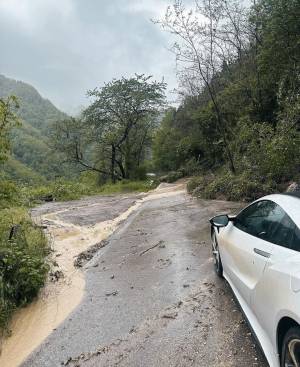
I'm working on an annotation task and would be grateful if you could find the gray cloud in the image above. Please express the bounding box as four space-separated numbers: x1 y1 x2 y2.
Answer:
0 0 177 113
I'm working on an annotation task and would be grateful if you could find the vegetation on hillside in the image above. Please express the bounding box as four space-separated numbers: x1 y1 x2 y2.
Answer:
0 96 49 332
153 0 300 201
0 75 74 181
0 208 49 330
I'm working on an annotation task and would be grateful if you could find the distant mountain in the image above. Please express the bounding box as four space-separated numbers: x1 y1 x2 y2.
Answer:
0 75 67 131
0 75 74 183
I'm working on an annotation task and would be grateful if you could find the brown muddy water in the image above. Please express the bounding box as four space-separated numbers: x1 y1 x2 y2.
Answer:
0 182 186 367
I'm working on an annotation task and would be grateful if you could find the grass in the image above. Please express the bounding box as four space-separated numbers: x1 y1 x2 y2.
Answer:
0 178 158 208
20 178 158 205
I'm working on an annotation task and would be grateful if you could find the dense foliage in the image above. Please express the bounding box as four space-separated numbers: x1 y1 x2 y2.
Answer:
154 0 300 200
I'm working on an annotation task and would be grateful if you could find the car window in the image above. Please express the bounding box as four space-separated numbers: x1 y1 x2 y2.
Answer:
268 213 296 249
235 200 299 249
234 200 285 242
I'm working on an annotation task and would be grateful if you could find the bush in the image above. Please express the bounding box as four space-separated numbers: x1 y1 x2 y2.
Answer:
22 180 96 204
184 158 202 176
234 119 300 183
187 175 214 194
0 208 49 330
190 171 276 202
0 180 19 208
159 170 185 183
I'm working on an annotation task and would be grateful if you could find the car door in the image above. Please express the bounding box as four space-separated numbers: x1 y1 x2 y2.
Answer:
220 200 280 306
252 211 300 343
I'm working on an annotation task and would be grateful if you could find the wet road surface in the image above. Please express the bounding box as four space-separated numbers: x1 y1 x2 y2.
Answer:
22 186 269 367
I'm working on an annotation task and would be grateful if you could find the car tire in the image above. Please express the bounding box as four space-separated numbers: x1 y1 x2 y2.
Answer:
212 230 223 278
281 326 300 367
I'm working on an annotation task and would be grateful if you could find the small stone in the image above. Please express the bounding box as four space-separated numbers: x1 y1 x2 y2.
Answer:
105 290 118 296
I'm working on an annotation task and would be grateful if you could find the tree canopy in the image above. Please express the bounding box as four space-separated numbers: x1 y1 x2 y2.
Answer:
52 75 166 182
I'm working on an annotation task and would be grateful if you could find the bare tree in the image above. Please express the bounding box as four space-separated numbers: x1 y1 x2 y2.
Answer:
155 0 249 173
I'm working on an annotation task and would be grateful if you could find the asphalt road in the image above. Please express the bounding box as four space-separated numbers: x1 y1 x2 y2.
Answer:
23 188 269 367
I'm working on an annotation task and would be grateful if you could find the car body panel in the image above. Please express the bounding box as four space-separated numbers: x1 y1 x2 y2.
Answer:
220 222 273 305
213 194 300 367
223 269 280 367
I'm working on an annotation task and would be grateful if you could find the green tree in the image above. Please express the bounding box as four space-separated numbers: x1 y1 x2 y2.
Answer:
51 75 166 183
0 96 20 163
84 74 166 182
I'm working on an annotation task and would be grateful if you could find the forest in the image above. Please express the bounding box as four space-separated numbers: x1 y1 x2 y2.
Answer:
153 0 300 201
0 0 299 333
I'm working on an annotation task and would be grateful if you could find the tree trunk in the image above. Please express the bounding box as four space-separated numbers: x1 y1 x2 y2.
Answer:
111 144 116 183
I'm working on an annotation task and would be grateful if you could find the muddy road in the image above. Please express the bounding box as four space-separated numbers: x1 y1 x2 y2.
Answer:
4 183 269 366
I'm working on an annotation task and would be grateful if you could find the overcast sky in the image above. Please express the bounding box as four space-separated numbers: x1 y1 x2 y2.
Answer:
0 0 178 114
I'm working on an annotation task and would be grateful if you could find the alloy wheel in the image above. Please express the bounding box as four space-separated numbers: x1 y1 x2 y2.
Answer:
212 233 220 269
285 339 300 367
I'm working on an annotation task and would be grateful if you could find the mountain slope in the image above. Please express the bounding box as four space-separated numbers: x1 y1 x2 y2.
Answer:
0 75 67 131
0 75 73 182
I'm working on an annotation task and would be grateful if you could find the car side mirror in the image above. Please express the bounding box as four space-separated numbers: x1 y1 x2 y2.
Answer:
209 214 230 228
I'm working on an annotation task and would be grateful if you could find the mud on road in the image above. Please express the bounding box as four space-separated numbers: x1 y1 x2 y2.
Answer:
2 182 269 367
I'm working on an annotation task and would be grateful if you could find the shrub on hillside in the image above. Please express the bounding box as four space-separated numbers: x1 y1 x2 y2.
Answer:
187 175 214 194
159 170 185 183
0 208 49 330
190 171 276 202
0 180 19 208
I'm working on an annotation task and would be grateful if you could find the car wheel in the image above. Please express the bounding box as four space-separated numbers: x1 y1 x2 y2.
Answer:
212 230 223 278
281 326 300 367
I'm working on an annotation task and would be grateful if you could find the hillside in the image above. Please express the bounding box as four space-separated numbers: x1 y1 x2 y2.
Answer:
0 75 67 131
0 75 73 182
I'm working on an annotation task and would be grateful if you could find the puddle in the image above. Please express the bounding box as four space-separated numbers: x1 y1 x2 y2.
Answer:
0 182 186 367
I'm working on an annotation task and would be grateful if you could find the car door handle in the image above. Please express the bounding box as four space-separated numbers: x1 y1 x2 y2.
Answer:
254 248 271 258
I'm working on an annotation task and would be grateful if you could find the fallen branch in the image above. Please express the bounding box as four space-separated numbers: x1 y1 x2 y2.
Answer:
139 240 164 256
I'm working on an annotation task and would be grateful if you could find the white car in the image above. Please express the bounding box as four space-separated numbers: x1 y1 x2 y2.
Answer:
210 192 300 367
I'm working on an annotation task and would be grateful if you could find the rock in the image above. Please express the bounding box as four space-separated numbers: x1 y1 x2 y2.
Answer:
286 182 300 192
39 194 54 202
74 240 109 268
49 270 64 282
